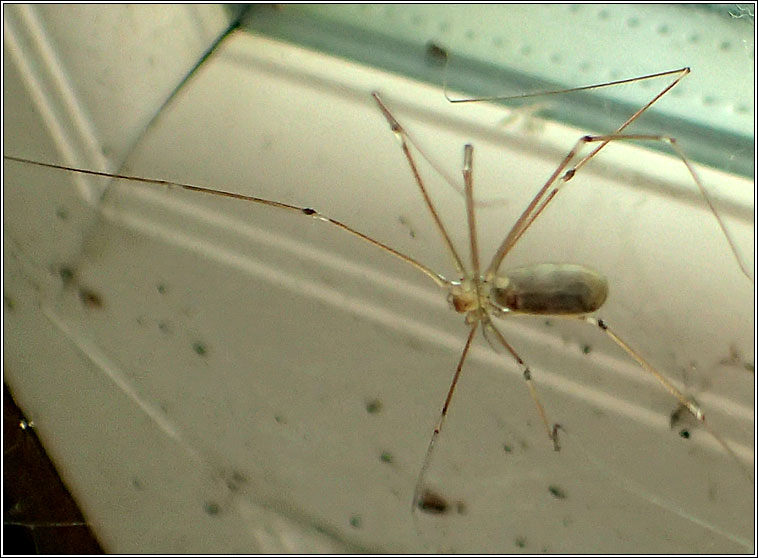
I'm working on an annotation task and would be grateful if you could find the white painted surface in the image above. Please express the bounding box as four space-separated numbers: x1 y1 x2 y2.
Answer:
3 6 754 553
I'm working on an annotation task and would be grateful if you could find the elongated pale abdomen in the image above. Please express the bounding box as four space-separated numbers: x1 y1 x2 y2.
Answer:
493 263 608 315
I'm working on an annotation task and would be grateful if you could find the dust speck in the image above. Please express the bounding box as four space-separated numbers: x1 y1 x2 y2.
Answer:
226 470 248 492
78 288 104 308
58 265 75 284
365 398 382 414
425 41 449 66
417 489 449 514
398 215 417 238
548 485 567 499
192 341 208 356
204 501 221 516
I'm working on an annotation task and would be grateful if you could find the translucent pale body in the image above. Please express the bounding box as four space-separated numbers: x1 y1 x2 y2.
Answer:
493 263 609 315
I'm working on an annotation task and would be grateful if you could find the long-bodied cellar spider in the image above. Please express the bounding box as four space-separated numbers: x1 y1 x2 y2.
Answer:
4 28 753 554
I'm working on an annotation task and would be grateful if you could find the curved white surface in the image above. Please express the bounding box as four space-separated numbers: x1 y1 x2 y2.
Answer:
3 10 754 554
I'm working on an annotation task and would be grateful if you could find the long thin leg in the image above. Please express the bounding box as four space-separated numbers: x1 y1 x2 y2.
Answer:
444 66 689 106
4 155 450 289
481 68 690 278
561 68 690 177
412 145 484 512
485 319 561 450
486 133 752 282
580 315 753 483
413 322 479 511
371 93 468 277
484 134 583 279
446 65 690 180
463 144 480 279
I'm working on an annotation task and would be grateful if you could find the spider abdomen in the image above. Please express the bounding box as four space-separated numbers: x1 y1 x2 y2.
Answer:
493 263 608 315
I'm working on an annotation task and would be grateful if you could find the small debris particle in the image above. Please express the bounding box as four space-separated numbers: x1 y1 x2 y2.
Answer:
708 483 717 502
670 402 698 438
274 414 286 424
548 485 567 499
204 501 220 516
365 398 382 414
226 471 247 492
417 489 449 514
78 288 103 308
515 536 527 548
314 524 329 535
4 295 14 310
455 501 466 515
425 41 449 66
503 443 513 453
55 206 69 220
398 215 417 238
349 514 362 528
157 283 167 294
582 344 592 354
380 451 393 463
192 341 208 356
58 265 75 283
